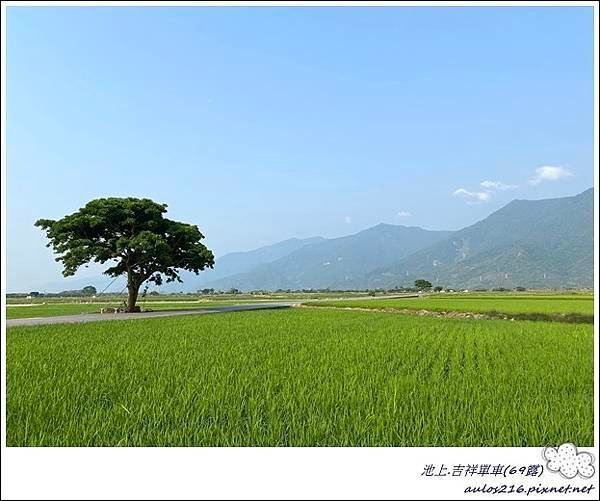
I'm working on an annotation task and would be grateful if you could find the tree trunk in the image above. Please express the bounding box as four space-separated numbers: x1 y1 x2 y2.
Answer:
126 279 140 313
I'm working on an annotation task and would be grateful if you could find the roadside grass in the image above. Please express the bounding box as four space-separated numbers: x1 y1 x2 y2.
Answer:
5 300 279 319
7 308 593 446
6 303 109 319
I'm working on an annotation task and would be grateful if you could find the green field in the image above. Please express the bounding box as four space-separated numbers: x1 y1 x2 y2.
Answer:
306 294 594 321
5 290 371 305
5 300 277 319
7 308 593 446
8 292 593 320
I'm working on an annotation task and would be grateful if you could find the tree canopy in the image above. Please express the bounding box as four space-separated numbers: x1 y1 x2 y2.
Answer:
414 279 433 290
36 197 214 312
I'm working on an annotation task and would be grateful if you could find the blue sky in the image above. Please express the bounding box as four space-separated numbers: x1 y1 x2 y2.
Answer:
6 6 595 291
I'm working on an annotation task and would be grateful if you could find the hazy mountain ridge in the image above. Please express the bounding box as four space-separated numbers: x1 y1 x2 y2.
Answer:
363 188 594 289
37 189 593 293
178 236 326 291
41 236 325 293
203 224 453 291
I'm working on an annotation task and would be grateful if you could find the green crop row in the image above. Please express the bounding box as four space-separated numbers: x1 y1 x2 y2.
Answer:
305 295 594 318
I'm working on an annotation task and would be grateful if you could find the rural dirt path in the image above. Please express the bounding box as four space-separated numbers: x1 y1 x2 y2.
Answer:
6 302 298 328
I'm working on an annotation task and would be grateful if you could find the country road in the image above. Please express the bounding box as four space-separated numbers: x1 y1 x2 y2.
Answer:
6 302 298 327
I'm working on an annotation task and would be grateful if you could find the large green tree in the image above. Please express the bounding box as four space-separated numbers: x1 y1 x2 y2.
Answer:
36 197 215 312
414 279 432 291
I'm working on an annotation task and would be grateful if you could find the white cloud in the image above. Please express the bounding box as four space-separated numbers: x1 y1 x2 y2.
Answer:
530 166 573 185
452 188 492 204
397 211 412 218
344 216 352 224
480 180 518 190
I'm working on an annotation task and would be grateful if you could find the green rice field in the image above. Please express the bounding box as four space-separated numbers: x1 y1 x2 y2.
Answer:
6 308 593 446
306 294 594 320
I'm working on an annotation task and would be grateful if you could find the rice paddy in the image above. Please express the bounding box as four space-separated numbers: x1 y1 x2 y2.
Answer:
6 307 593 447
306 294 594 322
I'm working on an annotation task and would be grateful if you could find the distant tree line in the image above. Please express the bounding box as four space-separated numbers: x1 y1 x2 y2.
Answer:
8 286 98 298
9 284 547 299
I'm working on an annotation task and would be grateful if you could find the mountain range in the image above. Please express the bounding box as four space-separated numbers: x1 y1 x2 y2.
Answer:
41 188 594 292
361 187 594 289
202 225 452 291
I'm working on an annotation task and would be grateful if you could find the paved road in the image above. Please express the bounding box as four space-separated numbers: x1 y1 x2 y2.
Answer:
6 302 298 328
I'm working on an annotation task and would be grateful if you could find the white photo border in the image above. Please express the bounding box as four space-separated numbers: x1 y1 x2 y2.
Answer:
1 1 598 499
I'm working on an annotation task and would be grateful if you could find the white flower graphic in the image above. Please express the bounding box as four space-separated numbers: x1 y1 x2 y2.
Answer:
543 443 595 479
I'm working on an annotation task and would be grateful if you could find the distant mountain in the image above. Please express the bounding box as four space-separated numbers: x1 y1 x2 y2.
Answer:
41 236 325 293
37 189 594 293
179 236 326 291
363 188 594 289
204 224 453 291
